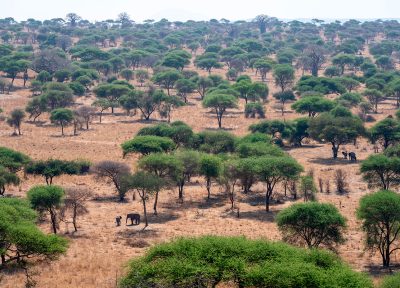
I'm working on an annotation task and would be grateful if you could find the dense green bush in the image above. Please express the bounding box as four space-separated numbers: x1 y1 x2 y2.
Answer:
119 236 372 288
380 273 400 288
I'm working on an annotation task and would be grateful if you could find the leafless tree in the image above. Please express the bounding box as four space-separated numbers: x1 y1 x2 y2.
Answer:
91 161 131 201
61 187 93 232
75 106 96 130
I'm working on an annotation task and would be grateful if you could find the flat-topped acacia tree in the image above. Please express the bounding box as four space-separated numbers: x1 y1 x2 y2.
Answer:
202 93 238 129
308 112 365 159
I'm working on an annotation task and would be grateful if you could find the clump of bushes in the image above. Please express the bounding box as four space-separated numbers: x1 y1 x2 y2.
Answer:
119 236 372 288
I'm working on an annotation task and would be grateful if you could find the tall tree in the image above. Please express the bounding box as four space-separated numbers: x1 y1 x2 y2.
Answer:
357 190 400 267
28 185 65 234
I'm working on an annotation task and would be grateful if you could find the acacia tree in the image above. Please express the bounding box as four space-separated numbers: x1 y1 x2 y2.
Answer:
152 70 182 96
277 202 346 249
256 156 303 211
273 90 296 115
28 185 65 234
0 166 20 196
0 198 67 266
360 154 400 190
199 154 221 199
195 76 214 99
94 84 132 114
7 108 25 135
357 190 400 267
253 59 272 82
123 171 165 229
138 153 182 214
308 112 365 158
273 64 295 92
121 135 175 157
291 96 335 117
203 93 238 128
26 159 88 185
174 150 201 200
363 89 384 113
369 118 400 150
50 108 74 136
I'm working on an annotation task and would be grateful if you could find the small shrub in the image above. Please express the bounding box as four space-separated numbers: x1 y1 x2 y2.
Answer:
334 169 348 194
245 102 265 118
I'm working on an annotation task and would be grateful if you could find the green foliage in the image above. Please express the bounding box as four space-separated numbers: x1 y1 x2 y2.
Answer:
335 92 363 108
244 102 265 118
137 122 193 147
295 76 346 95
363 89 384 113
380 273 400 288
360 154 400 190
121 135 176 157
299 175 318 202
284 117 310 146
292 96 336 117
0 198 67 265
0 146 30 172
249 119 288 140
26 159 89 185
139 153 182 181
277 202 346 248
121 171 166 227
94 83 132 113
0 166 20 195
202 92 238 128
199 154 222 198
236 142 284 158
7 108 25 135
27 185 65 234
255 156 303 211
119 236 372 288
369 118 400 150
357 190 400 267
195 130 236 154
50 108 74 135
152 70 183 96
308 112 365 158
273 64 295 92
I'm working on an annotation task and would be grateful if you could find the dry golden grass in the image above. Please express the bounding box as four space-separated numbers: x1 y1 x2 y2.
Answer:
1 58 398 287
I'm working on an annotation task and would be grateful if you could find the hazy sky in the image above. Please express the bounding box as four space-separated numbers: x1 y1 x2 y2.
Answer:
3 0 400 22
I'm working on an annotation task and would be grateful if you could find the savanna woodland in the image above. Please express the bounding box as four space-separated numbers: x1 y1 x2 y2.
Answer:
2 10 400 288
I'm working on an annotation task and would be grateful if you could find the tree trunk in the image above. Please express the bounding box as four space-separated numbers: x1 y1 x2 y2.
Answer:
153 191 159 215
265 191 270 212
331 144 339 159
142 197 148 229
61 124 64 136
72 206 77 232
49 209 58 234
178 181 184 199
206 178 211 199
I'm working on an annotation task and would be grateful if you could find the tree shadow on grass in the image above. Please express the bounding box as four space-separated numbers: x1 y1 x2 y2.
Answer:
92 195 126 203
205 127 235 131
197 193 229 209
118 118 166 124
309 157 358 166
147 211 180 224
231 209 278 222
116 227 159 239
366 264 400 277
